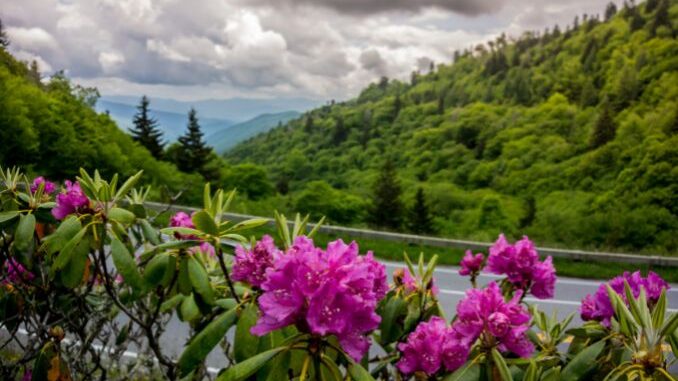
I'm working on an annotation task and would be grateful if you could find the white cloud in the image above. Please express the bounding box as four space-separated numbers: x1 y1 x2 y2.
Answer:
6 27 57 50
98 51 126 73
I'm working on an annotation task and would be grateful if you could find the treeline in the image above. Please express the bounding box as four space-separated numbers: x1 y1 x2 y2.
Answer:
227 0 678 254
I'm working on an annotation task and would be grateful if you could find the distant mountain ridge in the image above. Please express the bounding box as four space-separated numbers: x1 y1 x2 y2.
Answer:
207 111 301 153
100 95 321 122
96 99 234 142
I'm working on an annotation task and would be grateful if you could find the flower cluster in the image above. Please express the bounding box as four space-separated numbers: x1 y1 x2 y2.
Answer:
251 236 388 361
486 234 556 299
452 282 534 358
396 317 468 376
232 235 281 287
459 250 484 277
51 181 90 220
580 271 670 327
30 176 56 194
393 268 439 297
2 258 35 285
169 211 214 256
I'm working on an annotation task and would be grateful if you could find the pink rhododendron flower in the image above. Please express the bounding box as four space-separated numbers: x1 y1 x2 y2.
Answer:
395 268 439 296
51 181 90 220
251 236 387 361
30 176 56 194
396 316 469 376
232 235 282 287
486 234 556 299
169 211 197 240
3 258 35 285
451 282 534 358
459 250 484 276
579 271 669 327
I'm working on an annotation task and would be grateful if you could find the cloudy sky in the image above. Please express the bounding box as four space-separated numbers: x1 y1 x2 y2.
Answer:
2 0 616 102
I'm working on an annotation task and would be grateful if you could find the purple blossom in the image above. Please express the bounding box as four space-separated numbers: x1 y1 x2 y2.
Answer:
451 282 534 358
459 250 484 276
251 236 387 361
579 271 670 327
232 235 282 287
30 177 56 194
486 234 556 299
22 370 32 381
3 258 35 285
51 181 90 220
169 211 197 239
396 316 468 376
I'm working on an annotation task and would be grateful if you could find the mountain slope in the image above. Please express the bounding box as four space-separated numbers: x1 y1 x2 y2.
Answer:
97 99 234 142
208 111 300 153
227 1 678 254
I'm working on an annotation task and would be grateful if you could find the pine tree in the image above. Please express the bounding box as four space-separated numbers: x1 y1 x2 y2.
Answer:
0 18 9 48
304 115 314 133
331 115 347 145
605 2 618 20
360 110 371 147
28 60 41 85
650 0 672 37
129 96 165 159
368 159 404 230
393 94 402 120
408 188 434 234
645 0 659 12
590 101 617 148
176 108 212 173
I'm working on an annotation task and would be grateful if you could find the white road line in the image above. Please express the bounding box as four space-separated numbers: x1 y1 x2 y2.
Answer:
380 260 678 292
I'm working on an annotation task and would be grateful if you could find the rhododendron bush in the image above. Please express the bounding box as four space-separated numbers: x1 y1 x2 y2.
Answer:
0 167 676 381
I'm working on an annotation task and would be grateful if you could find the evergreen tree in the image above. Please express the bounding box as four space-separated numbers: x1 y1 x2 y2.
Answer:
0 18 9 48
590 101 617 148
331 115 347 145
176 108 212 173
408 187 434 234
360 110 372 147
650 0 672 37
28 60 41 85
368 159 403 230
645 0 659 12
438 93 445 115
129 96 165 159
304 115 314 133
605 2 618 20
393 94 402 120
628 5 645 31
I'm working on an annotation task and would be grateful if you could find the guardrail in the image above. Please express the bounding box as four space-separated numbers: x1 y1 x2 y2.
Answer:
145 202 678 267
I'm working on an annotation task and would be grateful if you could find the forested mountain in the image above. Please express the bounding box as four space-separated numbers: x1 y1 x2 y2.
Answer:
208 111 300 153
228 0 678 254
0 47 204 201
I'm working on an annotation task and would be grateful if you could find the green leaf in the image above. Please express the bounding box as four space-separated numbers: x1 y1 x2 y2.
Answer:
523 360 538 381
108 207 136 225
561 340 605 381
443 360 481 381
140 219 160 245
652 289 666 329
160 227 203 238
111 237 145 293
491 348 513 381
114 170 143 201
378 296 407 344
179 293 201 321
234 302 261 363
346 361 375 381
143 253 171 288
14 213 36 252
660 312 678 339
160 294 184 313
187 255 215 304
177 256 192 295
226 218 269 233
178 307 238 377
217 347 288 381
192 210 218 236
53 227 87 270
541 367 561 381
0 210 19 224
60 238 89 288
43 216 81 255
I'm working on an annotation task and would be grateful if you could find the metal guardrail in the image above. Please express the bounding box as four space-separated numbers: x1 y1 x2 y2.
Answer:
146 202 678 267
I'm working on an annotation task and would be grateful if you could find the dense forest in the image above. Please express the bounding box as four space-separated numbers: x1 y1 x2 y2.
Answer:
227 0 678 254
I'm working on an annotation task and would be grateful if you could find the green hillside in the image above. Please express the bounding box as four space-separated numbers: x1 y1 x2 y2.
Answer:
0 48 203 201
208 111 300 153
227 1 678 254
